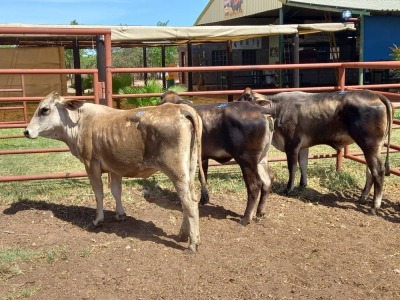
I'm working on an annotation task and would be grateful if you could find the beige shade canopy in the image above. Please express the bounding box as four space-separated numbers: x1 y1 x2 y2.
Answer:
0 23 355 48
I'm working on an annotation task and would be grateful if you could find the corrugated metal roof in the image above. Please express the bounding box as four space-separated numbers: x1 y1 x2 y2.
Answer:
196 0 400 26
280 0 400 13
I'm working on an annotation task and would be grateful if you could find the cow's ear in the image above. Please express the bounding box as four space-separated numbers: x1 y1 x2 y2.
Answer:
58 97 85 110
256 99 271 106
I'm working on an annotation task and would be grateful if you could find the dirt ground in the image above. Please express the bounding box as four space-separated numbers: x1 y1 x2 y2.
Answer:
0 180 399 300
1 95 399 299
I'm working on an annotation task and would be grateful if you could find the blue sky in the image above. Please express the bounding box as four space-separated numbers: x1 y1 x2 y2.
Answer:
0 0 210 26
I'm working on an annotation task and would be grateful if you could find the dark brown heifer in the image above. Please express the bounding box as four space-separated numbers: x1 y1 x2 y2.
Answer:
160 91 275 225
238 88 393 214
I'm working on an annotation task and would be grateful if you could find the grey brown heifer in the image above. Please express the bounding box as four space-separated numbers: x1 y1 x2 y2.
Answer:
238 88 393 214
160 91 275 225
24 91 207 253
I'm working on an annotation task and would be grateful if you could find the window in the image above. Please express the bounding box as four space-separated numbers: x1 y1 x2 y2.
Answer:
242 50 256 65
212 50 227 66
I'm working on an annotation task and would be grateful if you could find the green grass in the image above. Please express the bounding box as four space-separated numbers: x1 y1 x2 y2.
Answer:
2 286 39 300
0 248 42 264
0 247 42 282
0 127 400 207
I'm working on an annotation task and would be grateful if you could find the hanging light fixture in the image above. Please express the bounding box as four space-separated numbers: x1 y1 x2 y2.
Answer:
342 9 352 20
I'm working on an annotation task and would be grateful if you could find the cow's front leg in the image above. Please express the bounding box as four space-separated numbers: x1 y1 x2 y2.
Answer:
109 172 126 222
85 164 105 227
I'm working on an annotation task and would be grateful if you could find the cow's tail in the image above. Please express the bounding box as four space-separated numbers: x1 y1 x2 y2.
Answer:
181 106 208 203
378 93 394 176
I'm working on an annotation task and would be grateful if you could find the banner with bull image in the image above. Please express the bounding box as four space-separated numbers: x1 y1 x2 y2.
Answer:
224 0 243 18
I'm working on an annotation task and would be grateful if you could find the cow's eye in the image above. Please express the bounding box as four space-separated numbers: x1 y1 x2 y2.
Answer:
40 107 50 115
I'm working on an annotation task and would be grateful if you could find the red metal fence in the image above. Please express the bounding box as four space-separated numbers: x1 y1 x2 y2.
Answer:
1 61 400 182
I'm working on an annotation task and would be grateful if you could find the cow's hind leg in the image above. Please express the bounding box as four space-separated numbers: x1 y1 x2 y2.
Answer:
109 172 126 222
298 148 309 188
285 143 301 193
163 157 200 253
255 158 274 221
365 155 385 215
174 181 200 253
239 161 262 226
358 143 385 214
360 166 373 203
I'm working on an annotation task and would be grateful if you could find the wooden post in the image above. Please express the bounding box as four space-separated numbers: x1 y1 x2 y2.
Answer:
227 40 233 102
73 39 82 96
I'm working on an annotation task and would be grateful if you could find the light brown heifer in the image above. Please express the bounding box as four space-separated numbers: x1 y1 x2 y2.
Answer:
24 92 206 253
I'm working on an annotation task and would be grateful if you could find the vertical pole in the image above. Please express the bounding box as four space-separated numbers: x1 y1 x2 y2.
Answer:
338 65 346 90
227 40 233 102
21 74 28 122
358 15 365 85
293 33 300 88
162 45 166 89
96 35 106 105
104 32 113 107
336 148 344 172
187 42 193 92
72 39 82 96
143 47 148 84
93 72 99 104
180 51 186 85
336 65 346 172
279 7 285 88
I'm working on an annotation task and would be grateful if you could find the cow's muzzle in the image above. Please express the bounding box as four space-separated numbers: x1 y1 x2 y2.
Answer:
23 129 33 138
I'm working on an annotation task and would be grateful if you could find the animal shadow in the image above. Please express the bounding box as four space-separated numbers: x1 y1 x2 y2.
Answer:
3 198 185 251
133 177 242 221
272 181 400 224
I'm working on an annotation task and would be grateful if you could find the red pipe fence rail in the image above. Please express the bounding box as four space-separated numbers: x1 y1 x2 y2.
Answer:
0 61 400 182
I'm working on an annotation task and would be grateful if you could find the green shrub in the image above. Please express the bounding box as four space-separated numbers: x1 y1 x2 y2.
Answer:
121 79 187 107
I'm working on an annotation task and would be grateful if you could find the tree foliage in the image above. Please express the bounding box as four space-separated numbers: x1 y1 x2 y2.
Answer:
66 19 180 107
65 19 179 71
390 44 400 61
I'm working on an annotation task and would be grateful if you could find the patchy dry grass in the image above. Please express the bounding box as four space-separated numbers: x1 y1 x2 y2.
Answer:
1 126 400 205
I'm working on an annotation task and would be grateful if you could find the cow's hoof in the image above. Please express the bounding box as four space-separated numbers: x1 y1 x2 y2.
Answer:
256 211 265 218
358 198 369 205
298 185 307 191
283 188 295 196
88 220 103 230
200 190 209 205
238 218 250 226
254 213 266 223
299 183 307 188
114 213 127 222
184 244 198 254
369 208 377 215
